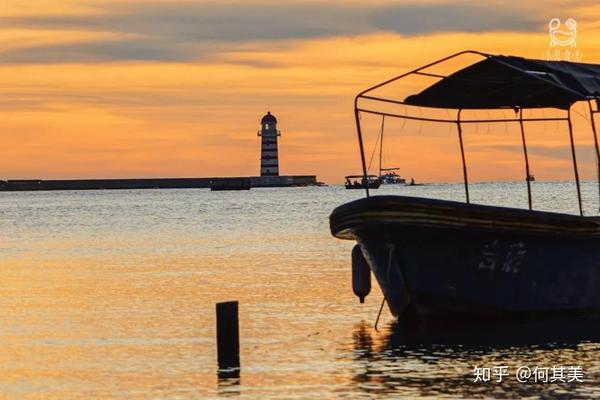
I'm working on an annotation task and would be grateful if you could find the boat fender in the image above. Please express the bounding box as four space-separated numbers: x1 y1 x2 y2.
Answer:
352 244 371 303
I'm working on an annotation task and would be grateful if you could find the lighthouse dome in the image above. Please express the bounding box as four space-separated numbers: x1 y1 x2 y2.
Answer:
261 111 277 124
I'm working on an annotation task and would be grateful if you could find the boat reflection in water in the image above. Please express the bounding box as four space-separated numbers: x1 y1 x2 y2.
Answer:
331 51 600 322
344 319 600 398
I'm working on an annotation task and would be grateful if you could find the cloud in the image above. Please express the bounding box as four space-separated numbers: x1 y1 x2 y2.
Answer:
0 38 211 63
0 1 547 63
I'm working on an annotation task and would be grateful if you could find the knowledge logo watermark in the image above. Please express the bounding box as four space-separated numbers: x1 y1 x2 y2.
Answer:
543 18 583 61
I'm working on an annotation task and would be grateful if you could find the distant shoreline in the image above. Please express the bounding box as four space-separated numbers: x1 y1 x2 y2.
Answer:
0 175 317 192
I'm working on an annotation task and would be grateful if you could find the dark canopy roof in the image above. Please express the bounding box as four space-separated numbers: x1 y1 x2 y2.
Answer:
404 55 600 110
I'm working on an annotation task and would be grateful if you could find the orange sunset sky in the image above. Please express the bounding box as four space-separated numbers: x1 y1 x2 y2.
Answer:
1 0 600 183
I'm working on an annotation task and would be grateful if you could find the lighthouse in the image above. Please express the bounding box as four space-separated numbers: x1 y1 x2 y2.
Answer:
258 111 281 176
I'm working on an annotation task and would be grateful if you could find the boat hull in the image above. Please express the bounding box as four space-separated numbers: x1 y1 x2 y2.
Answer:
330 196 600 321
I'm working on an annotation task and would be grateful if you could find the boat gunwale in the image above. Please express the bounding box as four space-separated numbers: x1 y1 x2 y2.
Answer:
330 195 600 239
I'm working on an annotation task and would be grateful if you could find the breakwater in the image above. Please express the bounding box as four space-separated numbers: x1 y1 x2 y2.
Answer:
0 175 317 191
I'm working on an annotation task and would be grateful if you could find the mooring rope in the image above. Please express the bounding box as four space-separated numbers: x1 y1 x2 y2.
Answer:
374 296 386 331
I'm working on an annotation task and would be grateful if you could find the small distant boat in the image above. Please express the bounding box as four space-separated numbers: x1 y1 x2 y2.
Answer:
527 174 536 182
210 178 251 191
345 175 380 190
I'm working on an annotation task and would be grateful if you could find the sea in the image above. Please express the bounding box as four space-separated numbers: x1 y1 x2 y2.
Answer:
0 182 599 399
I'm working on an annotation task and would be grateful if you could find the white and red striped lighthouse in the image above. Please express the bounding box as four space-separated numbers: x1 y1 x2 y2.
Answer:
258 111 281 176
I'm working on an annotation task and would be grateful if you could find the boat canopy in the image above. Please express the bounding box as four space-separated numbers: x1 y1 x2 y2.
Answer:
405 55 600 110
354 50 600 215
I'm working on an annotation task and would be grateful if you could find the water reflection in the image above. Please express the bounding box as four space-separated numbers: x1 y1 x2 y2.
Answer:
348 319 600 398
1 187 598 398
217 370 240 398
387 318 600 347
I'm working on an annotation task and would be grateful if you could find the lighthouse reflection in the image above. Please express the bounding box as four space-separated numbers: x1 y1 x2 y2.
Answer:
348 319 600 398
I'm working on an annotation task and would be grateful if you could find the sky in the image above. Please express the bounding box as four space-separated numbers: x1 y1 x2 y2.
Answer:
1 0 600 183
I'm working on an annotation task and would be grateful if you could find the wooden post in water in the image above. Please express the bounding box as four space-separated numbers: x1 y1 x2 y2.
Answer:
216 301 240 374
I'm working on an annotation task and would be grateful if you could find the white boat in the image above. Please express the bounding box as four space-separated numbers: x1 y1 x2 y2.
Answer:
379 168 406 184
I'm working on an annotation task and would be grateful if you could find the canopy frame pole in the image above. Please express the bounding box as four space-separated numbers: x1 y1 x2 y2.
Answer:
356 107 568 124
354 109 370 197
379 116 385 177
567 108 583 216
518 108 533 210
456 109 470 203
356 50 490 100
352 51 490 201
588 100 600 212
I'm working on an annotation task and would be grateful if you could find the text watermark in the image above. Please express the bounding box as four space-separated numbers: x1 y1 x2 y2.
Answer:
473 365 584 383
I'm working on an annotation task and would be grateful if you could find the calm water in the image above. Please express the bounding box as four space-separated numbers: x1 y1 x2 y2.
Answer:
0 183 599 399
